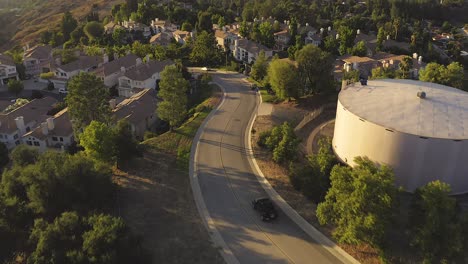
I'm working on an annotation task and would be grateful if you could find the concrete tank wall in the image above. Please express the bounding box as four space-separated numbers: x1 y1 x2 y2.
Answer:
333 99 468 194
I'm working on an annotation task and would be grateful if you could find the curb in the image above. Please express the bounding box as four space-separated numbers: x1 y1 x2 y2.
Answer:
189 81 240 264
245 91 360 264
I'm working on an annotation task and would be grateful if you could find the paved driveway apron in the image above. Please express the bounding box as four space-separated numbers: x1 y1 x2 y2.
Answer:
197 72 342 264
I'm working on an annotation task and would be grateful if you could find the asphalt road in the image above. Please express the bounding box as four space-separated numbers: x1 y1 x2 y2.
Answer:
195 71 344 264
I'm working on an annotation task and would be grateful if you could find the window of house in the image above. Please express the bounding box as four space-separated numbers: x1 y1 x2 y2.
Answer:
52 136 58 141
26 141 32 146
59 137 64 142
33 141 40 146
13 134 18 139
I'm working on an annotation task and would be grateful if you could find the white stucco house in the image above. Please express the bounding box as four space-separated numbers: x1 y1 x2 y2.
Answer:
93 54 140 87
117 59 175 97
23 45 53 76
50 55 102 89
0 54 19 85
232 39 273 64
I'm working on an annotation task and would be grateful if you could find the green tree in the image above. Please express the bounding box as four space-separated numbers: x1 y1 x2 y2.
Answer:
80 121 116 164
0 142 8 171
239 21 250 38
267 59 300 100
323 35 339 55
419 62 464 89
61 11 78 41
317 157 397 250
181 22 193 32
376 27 385 51
409 181 462 263
264 122 300 163
112 27 127 45
66 72 110 134
197 11 212 32
351 40 367 57
250 51 268 82
157 65 189 129
7 79 23 96
217 16 226 28
338 26 355 55
295 45 334 94
113 120 140 167
84 21 104 41
258 22 275 48
397 56 413 79
10 145 39 166
189 31 221 66
371 67 396 79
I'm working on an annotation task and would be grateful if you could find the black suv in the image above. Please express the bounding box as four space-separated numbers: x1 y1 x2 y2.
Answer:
252 197 278 222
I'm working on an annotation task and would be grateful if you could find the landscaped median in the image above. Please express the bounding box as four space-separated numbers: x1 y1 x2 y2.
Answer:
113 84 224 264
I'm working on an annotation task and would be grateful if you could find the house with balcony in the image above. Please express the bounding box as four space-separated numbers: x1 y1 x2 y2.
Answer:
23 45 53 76
172 30 192 45
149 32 173 46
50 55 102 89
150 18 179 34
232 39 273 64
274 30 291 51
0 97 57 149
121 19 151 38
0 54 19 85
112 89 158 140
93 54 140 87
22 108 74 152
215 28 239 51
117 59 174 97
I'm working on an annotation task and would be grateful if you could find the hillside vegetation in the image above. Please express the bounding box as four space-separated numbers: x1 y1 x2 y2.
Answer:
0 0 123 50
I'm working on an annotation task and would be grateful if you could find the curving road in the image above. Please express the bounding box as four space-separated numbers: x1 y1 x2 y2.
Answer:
192 71 349 264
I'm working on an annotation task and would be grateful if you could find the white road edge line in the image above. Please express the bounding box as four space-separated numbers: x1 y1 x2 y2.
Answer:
245 89 361 264
189 79 240 264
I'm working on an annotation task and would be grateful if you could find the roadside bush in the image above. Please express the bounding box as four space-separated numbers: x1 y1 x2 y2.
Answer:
257 130 271 147
39 72 54 80
288 161 329 203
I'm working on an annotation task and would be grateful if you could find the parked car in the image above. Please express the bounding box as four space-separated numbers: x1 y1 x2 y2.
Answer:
252 197 278 222
59 88 68 94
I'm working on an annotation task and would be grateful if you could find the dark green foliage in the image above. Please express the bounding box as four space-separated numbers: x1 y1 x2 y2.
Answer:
189 31 222 66
419 62 464 89
84 21 104 41
157 65 189 128
295 45 334 94
257 130 271 148
317 157 397 250
61 11 78 41
7 79 24 96
0 142 8 170
409 181 462 263
113 120 141 167
10 145 39 166
267 59 301 100
197 11 212 32
66 72 110 134
250 51 268 82
262 122 300 163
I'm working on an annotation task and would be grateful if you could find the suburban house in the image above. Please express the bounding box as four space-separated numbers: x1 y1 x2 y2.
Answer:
50 55 102 89
232 39 273 64
149 32 173 46
150 18 178 34
117 59 175 97
121 19 151 38
0 97 57 149
274 30 291 50
104 21 124 34
93 54 139 87
172 30 192 45
112 89 158 140
22 108 74 152
305 33 322 46
23 45 53 76
214 28 239 51
0 54 19 85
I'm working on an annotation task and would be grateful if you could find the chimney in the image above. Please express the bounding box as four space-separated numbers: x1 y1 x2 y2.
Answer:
136 58 142 66
413 53 418 59
109 99 117 109
103 53 109 63
46 117 54 130
357 29 360 35
328 26 332 31
320 28 324 34
156 18 159 21
120 66 126 73
306 23 309 27
14 116 26 135
386 35 390 40
336 33 340 40
41 122 48 135
234 39 239 47
418 56 423 65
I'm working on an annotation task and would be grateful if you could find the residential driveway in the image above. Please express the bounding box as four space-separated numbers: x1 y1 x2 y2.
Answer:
192 71 350 264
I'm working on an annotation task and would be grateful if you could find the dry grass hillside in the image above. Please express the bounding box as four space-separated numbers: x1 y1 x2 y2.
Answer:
0 0 123 50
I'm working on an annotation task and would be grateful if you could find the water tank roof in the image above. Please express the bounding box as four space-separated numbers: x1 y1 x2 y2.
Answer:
339 79 468 139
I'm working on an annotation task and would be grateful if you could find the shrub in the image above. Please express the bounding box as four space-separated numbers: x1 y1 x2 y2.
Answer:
40 72 54 80
144 131 158 140
257 130 271 147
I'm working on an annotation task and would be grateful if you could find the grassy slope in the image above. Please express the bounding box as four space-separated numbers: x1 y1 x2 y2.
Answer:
113 85 223 263
1 0 123 50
